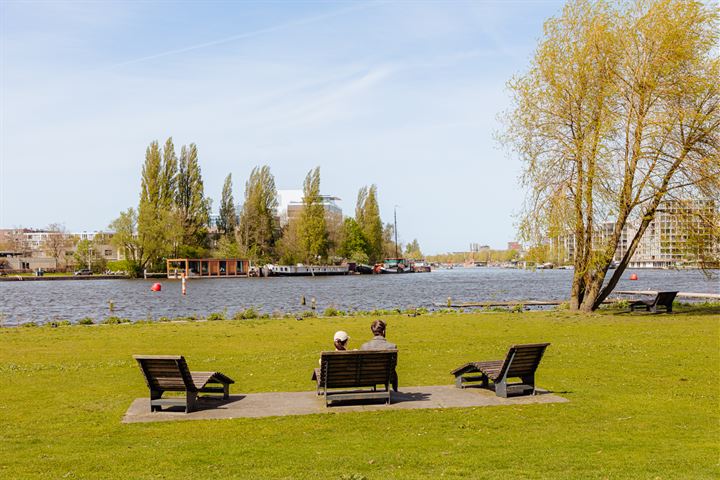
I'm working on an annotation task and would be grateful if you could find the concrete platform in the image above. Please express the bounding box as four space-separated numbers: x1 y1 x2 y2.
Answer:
122 386 568 423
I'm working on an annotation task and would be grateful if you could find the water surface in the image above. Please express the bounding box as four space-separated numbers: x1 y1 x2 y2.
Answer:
0 268 716 325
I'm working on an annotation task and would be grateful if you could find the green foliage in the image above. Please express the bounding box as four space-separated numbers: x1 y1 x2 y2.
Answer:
217 173 237 237
238 166 280 264
323 307 342 317
298 167 328 263
108 208 141 266
233 307 259 320
338 217 368 262
176 143 211 250
77 317 94 325
356 185 383 262
404 238 422 259
21 321 38 328
206 312 227 321
101 316 131 325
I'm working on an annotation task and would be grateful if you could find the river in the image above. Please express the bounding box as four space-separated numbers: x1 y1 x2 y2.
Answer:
0 268 717 325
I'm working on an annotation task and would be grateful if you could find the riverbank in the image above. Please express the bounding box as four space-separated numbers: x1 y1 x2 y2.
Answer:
1 310 717 478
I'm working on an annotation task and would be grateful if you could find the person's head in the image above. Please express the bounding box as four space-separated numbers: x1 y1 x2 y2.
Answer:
333 330 349 350
370 319 386 337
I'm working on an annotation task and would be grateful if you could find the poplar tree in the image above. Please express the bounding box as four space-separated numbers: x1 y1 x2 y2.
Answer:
159 137 177 210
176 143 211 250
217 173 237 237
298 167 328 263
136 140 166 269
356 185 383 262
238 166 279 263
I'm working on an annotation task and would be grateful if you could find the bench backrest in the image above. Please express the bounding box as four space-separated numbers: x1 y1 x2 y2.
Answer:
319 350 397 389
499 343 550 379
133 355 195 392
654 291 678 307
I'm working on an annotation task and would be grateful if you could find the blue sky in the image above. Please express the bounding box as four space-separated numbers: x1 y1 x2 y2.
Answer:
1 0 565 253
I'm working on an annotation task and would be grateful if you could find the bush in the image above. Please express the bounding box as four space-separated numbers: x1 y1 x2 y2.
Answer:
21 321 38 328
101 316 131 325
242 307 259 320
323 307 341 317
206 312 226 321
47 320 72 327
302 310 317 318
78 318 94 325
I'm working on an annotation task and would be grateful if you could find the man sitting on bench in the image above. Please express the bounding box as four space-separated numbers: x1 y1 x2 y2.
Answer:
360 320 398 391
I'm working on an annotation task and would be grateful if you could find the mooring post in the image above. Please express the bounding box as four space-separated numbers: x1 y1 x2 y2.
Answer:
108 300 114 313
301 295 306 306
447 297 452 308
311 297 316 310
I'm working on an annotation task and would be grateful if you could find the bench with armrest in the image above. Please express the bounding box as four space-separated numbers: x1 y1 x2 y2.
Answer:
312 350 398 406
629 291 678 313
451 343 550 398
133 355 234 413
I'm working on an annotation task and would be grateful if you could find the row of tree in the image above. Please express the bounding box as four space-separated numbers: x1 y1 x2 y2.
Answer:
109 139 422 273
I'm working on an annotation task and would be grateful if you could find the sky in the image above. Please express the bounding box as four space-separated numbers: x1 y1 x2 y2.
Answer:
0 0 566 254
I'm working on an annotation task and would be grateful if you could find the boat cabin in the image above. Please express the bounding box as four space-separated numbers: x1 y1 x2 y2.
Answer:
166 258 250 279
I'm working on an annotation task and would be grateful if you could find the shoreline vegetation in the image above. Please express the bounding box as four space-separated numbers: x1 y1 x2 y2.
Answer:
2 309 717 478
4 301 719 328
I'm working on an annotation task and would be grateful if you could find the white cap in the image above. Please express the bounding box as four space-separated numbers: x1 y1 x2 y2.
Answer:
334 331 349 342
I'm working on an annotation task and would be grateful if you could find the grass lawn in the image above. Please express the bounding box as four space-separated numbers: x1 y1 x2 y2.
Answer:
1 307 718 479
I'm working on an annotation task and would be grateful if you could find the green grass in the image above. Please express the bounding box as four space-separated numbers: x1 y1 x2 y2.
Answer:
1 309 718 479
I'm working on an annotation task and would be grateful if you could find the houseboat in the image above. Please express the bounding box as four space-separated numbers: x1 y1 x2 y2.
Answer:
166 258 250 279
376 258 413 274
264 264 349 276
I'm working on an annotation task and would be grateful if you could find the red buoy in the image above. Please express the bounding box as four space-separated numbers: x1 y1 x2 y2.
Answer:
151 283 162 292
629 273 638 281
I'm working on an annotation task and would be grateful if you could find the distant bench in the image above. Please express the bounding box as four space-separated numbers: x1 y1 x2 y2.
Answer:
630 291 678 313
312 350 398 406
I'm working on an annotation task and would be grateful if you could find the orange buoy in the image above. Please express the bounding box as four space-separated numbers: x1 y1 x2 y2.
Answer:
629 273 638 281
151 283 162 292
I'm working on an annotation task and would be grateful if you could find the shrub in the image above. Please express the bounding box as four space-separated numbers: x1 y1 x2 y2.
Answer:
206 312 226 321
78 318 94 325
102 316 131 325
47 320 72 327
21 321 38 328
158 316 173 323
323 307 340 317
302 310 317 318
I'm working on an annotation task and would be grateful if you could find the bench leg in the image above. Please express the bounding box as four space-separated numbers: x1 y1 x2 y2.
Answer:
185 391 198 413
150 389 162 412
521 374 536 395
455 375 463 389
495 379 508 398
223 383 230 400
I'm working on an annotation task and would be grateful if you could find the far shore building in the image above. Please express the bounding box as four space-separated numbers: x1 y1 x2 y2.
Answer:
276 189 343 227
0 228 122 272
549 199 719 268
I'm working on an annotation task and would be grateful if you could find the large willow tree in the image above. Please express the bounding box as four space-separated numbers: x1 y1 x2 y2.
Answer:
505 0 720 311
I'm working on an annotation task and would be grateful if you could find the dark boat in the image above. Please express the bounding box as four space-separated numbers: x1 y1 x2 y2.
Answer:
355 264 375 274
378 258 413 274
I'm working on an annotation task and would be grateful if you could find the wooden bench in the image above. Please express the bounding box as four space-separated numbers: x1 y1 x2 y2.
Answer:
312 350 398 406
451 343 550 397
630 291 678 313
133 355 234 413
